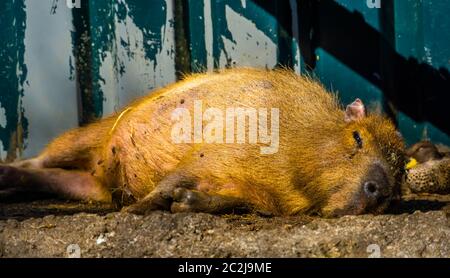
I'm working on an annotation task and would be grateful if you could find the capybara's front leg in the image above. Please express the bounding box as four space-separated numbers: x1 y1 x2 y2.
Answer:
123 171 253 215
122 172 196 214
171 188 253 214
0 165 111 202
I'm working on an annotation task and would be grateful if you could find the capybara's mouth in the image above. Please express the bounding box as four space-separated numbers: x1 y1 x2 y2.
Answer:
328 203 390 217
328 190 394 217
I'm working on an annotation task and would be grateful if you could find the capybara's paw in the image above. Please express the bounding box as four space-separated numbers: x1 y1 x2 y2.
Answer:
171 187 207 213
121 204 144 214
171 188 254 214
122 190 173 214
121 202 155 215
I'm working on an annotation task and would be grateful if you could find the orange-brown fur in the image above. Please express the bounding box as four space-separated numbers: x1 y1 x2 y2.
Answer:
24 68 405 216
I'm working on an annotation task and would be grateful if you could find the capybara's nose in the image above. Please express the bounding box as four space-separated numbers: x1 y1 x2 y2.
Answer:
363 180 391 205
362 163 392 204
363 181 385 200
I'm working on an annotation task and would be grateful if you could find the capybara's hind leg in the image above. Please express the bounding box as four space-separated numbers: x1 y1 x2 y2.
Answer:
9 119 114 170
171 188 253 214
0 165 111 202
8 157 42 169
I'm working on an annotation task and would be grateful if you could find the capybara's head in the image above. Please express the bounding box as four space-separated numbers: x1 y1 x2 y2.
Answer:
310 99 405 217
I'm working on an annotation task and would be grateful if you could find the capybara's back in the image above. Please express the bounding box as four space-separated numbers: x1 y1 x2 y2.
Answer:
1 68 405 217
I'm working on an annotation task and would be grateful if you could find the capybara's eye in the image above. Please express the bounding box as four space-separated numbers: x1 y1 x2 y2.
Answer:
352 131 363 149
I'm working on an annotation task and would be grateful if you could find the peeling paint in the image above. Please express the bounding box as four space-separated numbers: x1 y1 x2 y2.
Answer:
116 0 168 68
88 1 119 119
21 0 78 158
0 141 5 161
0 0 29 161
0 106 6 128
423 46 433 65
203 0 214 71
98 0 176 114
0 0 177 157
99 52 119 115
219 5 277 68
289 0 301 73
68 55 75 81
0 0 447 160
240 0 247 9
50 0 58 15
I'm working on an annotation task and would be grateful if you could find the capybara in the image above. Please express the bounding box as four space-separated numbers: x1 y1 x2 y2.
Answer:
0 68 405 217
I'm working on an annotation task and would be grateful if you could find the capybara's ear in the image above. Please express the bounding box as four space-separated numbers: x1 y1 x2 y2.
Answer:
344 98 366 123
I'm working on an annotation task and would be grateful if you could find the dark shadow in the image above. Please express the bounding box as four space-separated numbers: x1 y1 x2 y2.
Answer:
0 191 57 203
253 0 450 135
387 199 448 214
0 193 117 221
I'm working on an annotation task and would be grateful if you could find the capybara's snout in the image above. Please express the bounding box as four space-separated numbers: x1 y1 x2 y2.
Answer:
347 162 396 216
361 163 393 206
324 161 399 218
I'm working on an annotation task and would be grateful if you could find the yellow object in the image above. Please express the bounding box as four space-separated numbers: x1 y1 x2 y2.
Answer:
405 158 418 170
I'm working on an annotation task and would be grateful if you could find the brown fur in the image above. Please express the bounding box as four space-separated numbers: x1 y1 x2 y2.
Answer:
10 68 405 216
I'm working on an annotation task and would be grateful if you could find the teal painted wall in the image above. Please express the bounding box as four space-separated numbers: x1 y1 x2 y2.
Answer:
0 0 449 160
395 0 450 145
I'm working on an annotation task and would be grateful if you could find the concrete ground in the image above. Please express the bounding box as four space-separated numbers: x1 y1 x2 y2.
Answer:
0 194 449 258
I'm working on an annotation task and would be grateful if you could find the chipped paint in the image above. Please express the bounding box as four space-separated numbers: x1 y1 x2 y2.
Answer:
0 0 448 160
0 141 5 162
119 0 169 68
289 0 301 73
0 0 29 161
203 0 214 71
99 52 119 115
117 0 175 105
21 0 78 158
240 0 247 9
0 106 6 128
95 0 176 115
0 0 176 157
423 46 433 65
88 0 119 119
219 5 277 68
